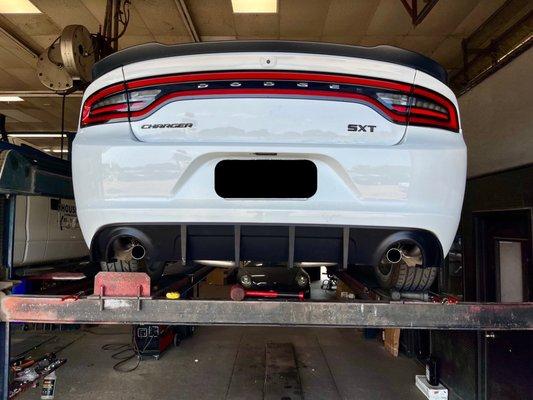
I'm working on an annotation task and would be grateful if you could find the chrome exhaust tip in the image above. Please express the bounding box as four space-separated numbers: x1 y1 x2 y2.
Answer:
114 238 146 262
385 248 403 264
131 244 146 260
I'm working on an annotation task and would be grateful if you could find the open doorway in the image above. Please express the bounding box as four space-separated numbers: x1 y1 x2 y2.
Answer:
474 208 533 399
474 209 532 302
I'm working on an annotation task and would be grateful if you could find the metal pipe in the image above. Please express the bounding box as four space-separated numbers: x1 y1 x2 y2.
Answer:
386 248 403 264
130 244 145 260
391 291 430 301
194 260 235 268
114 240 145 261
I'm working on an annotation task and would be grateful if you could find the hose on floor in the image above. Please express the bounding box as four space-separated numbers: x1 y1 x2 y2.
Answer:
101 328 154 373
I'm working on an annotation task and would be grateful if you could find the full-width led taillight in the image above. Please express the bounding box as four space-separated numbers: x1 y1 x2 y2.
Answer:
80 71 459 132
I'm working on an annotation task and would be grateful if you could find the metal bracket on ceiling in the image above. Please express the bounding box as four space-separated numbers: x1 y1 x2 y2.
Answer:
399 0 439 26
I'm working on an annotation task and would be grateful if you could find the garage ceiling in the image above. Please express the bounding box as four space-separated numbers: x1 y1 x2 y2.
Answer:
0 0 523 151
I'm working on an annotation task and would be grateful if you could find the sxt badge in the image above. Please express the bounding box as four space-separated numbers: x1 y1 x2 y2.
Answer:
347 124 377 133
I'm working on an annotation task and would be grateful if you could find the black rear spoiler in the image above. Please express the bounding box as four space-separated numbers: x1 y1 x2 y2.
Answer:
93 40 447 84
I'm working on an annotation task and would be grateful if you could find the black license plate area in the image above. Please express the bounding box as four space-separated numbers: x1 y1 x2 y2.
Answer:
215 160 317 199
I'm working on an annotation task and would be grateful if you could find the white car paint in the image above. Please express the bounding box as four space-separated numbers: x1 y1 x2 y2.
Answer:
13 196 88 267
73 50 466 259
130 97 407 145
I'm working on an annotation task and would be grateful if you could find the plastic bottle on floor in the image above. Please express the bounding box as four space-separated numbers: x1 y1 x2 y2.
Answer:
41 370 56 399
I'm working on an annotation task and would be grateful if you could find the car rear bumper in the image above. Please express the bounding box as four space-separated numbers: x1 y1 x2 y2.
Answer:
73 124 466 260
90 223 444 268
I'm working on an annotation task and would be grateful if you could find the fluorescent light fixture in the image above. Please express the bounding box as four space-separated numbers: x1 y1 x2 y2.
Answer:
0 96 23 102
0 0 41 14
52 149 69 153
9 133 66 138
231 0 277 13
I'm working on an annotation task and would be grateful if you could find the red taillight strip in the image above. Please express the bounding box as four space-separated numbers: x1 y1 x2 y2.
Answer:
126 71 412 92
128 88 408 124
90 103 129 116
81 82 126 126
84 82 125 107
81 71 459 132
412 87 459 131
409 107 449 120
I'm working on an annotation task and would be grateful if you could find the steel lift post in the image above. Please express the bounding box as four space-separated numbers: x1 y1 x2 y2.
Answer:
1 194 15 399
0 142 80 399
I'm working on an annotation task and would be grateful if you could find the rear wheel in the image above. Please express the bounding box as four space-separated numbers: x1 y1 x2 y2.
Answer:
374 262 438 291
100 260 166 283
100 260 139 272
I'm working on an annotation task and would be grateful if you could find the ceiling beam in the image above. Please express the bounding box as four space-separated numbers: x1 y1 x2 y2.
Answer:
0 91 83 98
451 3 533 94
464 0 532 50
174 0 200 42
0 15 42 60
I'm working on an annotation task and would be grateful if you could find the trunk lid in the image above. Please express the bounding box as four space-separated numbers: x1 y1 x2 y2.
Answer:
121 56 418 146
129 96 406 146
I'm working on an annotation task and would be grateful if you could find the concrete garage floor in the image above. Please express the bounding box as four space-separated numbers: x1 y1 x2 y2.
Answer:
16 325 425 400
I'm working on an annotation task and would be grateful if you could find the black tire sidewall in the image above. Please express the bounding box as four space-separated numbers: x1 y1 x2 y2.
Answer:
374 263 437 291
100 260 165 283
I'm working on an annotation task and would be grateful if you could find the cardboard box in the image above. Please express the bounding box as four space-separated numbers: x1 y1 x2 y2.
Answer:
415 375 448 400
335 280 356 300
206 268 232 285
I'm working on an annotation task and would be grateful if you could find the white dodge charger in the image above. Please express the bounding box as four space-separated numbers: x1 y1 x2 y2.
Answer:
73 41 466 290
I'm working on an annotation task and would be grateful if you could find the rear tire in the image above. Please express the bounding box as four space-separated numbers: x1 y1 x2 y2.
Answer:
100 260 166 283
100 260 140 272
374 263 438 291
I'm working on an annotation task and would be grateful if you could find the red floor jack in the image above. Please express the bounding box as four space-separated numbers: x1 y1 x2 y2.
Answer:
230 284 306 301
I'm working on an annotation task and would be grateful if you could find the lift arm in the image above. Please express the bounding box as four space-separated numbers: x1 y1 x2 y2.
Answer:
1 295 532 330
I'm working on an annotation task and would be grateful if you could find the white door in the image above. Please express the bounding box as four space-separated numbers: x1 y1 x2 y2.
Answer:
496 240 524 303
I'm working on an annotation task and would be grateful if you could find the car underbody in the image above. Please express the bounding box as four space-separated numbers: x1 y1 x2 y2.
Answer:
91 223 443 270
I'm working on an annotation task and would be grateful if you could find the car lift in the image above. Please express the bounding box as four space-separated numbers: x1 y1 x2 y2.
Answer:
0 145 532 399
